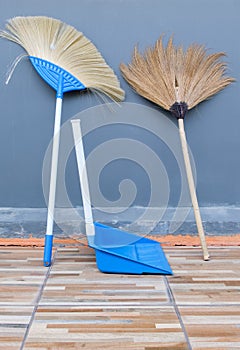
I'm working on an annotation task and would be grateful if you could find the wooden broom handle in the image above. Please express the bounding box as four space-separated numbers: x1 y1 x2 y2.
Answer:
178 118 210 260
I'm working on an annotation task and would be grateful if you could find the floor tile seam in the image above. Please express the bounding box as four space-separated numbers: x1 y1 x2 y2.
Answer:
19 249 58 350
163 276 193 350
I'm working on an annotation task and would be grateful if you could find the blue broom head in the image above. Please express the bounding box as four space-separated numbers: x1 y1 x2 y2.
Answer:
0 16 125 101
29 56 86 98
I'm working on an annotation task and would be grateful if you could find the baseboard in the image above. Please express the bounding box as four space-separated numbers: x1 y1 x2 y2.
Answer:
0 206 239 238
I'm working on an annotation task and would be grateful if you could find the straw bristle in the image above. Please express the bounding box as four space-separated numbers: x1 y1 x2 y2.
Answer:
0 16 125 101
120 36 234 111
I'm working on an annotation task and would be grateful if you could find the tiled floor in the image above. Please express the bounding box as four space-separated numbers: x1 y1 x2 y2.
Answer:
0 245 240 349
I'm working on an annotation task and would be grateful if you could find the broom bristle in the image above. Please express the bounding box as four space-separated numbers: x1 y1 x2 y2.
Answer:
0 16 125 101
120 36 234 110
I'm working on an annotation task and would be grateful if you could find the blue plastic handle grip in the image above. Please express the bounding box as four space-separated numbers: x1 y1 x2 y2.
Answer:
29 56 86 98
43 235 53 267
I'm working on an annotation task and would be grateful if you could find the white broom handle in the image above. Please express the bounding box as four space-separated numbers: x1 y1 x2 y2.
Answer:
46 97 62 235
71 119 95 236
178 118 209 260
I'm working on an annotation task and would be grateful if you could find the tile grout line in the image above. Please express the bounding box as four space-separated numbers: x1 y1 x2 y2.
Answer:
19 249 58 350
163 276 193 350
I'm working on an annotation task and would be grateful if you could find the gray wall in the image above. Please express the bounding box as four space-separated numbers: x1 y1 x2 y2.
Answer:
0 0 239 214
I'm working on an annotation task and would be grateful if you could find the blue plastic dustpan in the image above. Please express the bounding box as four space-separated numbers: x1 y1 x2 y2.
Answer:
71 119 173 275
87 222 173 275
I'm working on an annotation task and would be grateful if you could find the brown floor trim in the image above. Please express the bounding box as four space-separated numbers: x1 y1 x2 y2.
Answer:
0 234 239 247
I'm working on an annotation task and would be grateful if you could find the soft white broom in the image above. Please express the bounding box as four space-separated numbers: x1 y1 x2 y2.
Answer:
0 16 124 266
120 36 234 260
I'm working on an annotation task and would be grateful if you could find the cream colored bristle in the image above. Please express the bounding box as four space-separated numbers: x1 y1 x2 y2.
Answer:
120 36 234 110
0 16 125 102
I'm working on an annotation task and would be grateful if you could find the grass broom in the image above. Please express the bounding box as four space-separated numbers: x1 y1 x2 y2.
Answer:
0 16 124 266
120 36 234 261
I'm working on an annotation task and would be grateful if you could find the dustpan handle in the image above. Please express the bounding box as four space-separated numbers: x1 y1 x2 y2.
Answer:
71 119 95 237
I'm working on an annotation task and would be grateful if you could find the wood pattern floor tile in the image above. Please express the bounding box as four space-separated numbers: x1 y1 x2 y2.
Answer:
1 245 240 349
0 304 33 349
0 248 47 305
166 247 240 305
24 306 187 349
179 306 240 350
40 247 169 306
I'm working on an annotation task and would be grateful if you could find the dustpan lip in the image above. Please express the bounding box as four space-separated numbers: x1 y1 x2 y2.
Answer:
93 221 142 248
93 221 169 250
